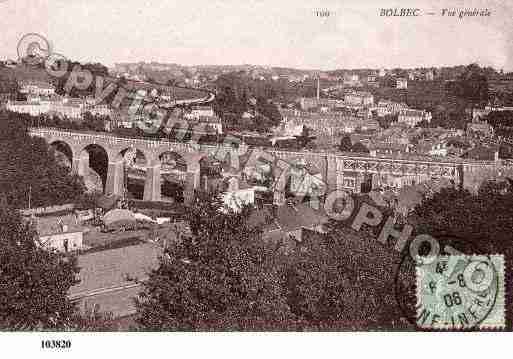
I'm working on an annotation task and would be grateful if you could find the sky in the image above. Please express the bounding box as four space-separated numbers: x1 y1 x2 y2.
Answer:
1 0 512 71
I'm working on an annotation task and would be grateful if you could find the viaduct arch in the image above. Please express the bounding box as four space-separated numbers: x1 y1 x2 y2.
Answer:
37 129 205 202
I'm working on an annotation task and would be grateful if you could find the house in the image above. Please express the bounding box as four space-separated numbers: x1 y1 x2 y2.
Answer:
248 203 329 243
298 97 341 111
397 109 432 127
343 73 360 87
344 91 374 106
359 120 381 132
193 115 223 134
6 100 45 116
376 100 408 117
190 105 214 118
287 158 324 199
469 108 491 121
396 78 408 89
369 142 410 157
280 109 362 136
220 176 256 212
416 139 448 157
30 213 86 252
19 80 56 96
6 95 102 120
428 142 448 157
241 111 254 120
467 120 493 137
86 104 112 117
280 122 305 137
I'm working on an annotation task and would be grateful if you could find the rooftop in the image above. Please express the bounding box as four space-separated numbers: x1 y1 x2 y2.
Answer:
34 213 85 236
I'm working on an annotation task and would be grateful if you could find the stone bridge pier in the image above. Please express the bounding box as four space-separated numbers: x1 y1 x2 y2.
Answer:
103 151 204 203
104 160 125 198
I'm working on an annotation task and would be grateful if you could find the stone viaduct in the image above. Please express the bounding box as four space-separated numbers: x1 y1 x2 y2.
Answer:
29 127 513 204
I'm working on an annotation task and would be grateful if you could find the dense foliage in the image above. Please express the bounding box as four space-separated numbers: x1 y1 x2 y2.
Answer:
0 111 85 208
135 195 297 330
485 110 513 139
338 135 369 153
135 193 410 330
213 72 284 133
410 182 513 256
51 60 109 98
445 63 490 108
0 205 80 329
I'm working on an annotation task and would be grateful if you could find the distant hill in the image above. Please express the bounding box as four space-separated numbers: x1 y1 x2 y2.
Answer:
0 63 209 103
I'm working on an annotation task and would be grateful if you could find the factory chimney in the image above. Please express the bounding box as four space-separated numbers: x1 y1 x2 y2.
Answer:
316 76 320 100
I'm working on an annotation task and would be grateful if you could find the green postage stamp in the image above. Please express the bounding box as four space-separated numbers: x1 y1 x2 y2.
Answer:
416 255 505 330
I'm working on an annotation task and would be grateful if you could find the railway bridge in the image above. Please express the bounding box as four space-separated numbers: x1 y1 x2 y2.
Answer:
29 127 513 204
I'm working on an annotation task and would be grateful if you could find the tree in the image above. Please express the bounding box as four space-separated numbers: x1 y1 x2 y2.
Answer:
0 206 80 330
351 141 369 153
256 97 282 128
135 193 296 330
0 112 85 208
339 135 352 152
445 63 489 109
410 183 513 255
284 222 405 330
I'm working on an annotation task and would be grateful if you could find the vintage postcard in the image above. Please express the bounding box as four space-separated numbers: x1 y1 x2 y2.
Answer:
0 0 512 356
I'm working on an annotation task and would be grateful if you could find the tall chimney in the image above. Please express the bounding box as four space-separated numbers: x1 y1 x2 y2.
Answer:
316 76 320 100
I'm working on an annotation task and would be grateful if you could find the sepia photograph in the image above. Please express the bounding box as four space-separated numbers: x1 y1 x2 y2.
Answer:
0 0 512 356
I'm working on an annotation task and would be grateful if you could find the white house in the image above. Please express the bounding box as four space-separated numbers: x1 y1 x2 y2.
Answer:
344 91 374 106
32 213 86 253
396 78 408 89
19 80 56 96
40 231 84 253
397 109 432 127
221 177 255 213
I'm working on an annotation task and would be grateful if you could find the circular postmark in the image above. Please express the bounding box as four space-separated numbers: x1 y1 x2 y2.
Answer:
393 234 501 330
415 254 499 330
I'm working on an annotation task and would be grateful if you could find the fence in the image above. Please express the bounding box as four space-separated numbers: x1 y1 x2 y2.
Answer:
20 203 75 216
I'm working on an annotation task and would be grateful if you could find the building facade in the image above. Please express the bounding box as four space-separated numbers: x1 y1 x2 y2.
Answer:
344 91 374 107
397 109 432 127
